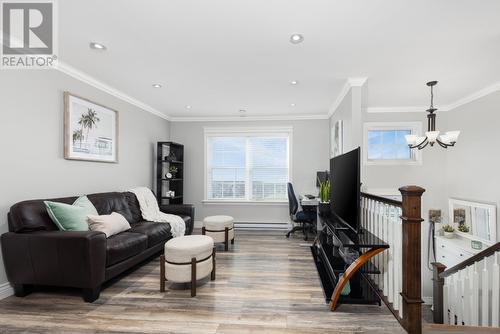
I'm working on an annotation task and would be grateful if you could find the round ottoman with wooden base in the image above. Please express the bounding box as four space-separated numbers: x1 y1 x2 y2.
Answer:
202 215 235 251
160 235 215 297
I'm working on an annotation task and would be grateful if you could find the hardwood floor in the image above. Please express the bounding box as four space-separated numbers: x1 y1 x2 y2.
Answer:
0 230 405 333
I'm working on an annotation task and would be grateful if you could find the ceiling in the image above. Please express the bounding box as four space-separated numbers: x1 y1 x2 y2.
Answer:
58 0 500 119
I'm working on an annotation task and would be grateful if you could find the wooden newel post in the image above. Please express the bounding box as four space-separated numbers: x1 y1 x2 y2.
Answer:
431 262 447 324
399 185 425 334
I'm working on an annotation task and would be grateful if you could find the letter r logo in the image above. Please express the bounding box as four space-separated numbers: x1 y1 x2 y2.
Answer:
2 2 53 55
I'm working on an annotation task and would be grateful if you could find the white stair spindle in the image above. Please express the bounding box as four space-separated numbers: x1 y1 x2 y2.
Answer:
462 267 470 325
482 259 490 326
492 252 499 327
443 276 450 324
471 262 479 326
397 208 403 319
449 273 456 325
455 272 463 325
382 204 389 296
386 204 393 303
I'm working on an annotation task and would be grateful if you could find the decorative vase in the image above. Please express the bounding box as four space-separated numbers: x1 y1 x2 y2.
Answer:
318 202 330 216
443 231 454 239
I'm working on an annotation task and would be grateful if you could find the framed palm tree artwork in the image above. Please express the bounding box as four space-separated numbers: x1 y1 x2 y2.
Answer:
64 92 119 163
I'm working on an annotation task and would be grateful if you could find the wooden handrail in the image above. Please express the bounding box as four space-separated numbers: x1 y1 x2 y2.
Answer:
361 192 402 207
439 242 500 278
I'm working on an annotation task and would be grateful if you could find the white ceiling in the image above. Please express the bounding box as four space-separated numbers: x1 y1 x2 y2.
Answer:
59 0 500 118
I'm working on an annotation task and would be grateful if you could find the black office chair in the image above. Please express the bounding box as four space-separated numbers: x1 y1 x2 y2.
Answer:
285 182 316 241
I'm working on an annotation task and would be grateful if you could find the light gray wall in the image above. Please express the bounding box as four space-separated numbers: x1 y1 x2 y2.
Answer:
0 70 170 287
362 111 448 299
330 88 448 300
170 119 329 224
443 90 500 238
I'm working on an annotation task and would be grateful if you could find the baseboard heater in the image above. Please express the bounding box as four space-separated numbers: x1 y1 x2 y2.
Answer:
234 222 288 230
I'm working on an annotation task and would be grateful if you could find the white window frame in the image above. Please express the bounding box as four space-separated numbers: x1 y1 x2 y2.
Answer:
203 126 293 204
363 122 422 166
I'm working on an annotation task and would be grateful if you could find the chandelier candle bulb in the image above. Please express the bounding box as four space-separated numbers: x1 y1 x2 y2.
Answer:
405 135 418 146
445 131 460 143
426 131 440 144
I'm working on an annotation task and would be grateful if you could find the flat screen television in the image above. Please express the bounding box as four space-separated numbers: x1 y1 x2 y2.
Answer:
330 147 361 233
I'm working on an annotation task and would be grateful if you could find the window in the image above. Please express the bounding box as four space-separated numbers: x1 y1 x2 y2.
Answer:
364 122 422 165
205 127 291 202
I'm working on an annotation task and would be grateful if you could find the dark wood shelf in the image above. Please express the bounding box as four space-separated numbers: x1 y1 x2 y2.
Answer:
161 195 183 200
158 160 184 164
157 142 184 205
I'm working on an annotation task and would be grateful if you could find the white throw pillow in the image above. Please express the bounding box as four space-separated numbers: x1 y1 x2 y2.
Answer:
87 212 131 238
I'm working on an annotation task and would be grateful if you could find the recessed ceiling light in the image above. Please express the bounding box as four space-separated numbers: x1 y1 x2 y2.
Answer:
89 42 107 50
290 34 304 44
185 105 192 109
290 80 298 85
152 83 162 88
290 103 296 107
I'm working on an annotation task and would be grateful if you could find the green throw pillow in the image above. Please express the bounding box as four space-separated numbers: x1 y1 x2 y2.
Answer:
44 196 98 231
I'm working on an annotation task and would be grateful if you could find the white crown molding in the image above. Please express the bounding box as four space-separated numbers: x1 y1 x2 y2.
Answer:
53 59 500 121
169 114 328 122
366 80 500 113
445 80 500 111
0 282 13 300
328 77 368 118
348 77 368 87
55 61 170 121
365 106 426 113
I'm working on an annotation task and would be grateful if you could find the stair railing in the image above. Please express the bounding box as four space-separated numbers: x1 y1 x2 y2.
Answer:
361 186 425 334
432 242 500 328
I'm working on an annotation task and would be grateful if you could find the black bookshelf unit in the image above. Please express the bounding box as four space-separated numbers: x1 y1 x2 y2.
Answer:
156 142 184 205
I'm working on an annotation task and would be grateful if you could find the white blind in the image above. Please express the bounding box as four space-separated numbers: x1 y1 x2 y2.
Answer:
206 130 290 201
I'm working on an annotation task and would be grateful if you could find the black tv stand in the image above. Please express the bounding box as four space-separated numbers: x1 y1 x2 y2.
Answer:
311 213 389 311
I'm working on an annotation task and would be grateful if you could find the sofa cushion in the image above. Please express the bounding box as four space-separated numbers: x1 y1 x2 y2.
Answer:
128 221 172 247
87 192 133 223
123 191 143 224
88 212 131 238
9 196 78 232
44 196 98 231
106 232 147 266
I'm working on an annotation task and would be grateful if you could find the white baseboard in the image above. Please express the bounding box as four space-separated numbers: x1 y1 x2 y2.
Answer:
194 220 289 229
0 282 14 300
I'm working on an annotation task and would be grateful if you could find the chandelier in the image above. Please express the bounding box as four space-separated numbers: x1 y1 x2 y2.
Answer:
405 81 460 150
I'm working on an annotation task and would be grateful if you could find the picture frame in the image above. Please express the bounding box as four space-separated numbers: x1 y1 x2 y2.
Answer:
64 92 119 163
448 198 497 244
330 119 343 158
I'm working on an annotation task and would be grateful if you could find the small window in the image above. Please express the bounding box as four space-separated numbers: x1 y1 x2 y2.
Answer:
364 122 422 165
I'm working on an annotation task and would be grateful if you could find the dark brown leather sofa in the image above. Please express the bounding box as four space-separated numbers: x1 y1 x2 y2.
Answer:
1 191 194 302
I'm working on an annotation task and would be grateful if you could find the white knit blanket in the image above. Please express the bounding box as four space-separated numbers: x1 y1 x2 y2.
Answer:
129 187 185 238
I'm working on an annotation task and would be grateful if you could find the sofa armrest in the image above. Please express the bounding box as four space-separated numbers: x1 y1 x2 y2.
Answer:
1 231 106 289
159 204 195 235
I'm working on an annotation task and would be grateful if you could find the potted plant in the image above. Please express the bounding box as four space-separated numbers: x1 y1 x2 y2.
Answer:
318 178 331 216
458 224 470 233
442 224 455 239
168 166 178 178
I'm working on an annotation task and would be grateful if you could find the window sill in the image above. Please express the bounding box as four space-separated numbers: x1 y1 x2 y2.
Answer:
202 200 288 206
364 159 422 166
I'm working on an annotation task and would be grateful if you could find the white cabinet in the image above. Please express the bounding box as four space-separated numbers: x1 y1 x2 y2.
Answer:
435 235 478 268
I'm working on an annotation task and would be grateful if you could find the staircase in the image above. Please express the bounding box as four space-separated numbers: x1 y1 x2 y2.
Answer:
432 242 500 330
424 323 500 333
